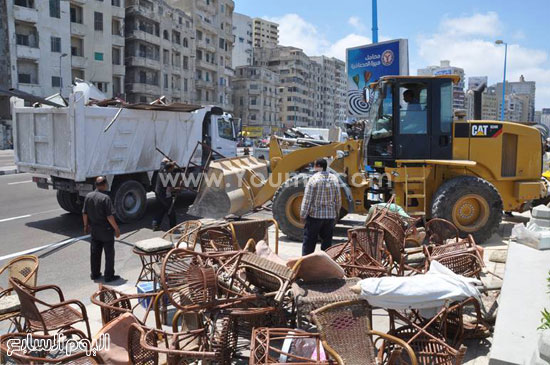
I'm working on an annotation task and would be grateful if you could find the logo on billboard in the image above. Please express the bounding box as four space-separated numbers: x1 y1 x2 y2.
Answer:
381 50 394 66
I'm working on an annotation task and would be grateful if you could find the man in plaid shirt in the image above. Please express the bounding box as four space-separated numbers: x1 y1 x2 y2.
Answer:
300 158 342 255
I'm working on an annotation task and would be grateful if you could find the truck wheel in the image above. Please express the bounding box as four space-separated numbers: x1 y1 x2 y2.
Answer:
272 174 309 241
56 190 83 214
111 180 147 223
431 176 502 243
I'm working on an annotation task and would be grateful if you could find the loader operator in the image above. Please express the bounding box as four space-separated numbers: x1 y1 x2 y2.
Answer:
152 159 178 231
300 159 342 256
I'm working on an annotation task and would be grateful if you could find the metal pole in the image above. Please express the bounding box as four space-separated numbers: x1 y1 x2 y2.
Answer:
500 43 508 121
372 0 378 43
59 55 62 95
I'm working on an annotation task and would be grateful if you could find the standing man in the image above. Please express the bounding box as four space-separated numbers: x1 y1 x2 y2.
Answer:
300 159 342 256
152 158 178 231
83 176 121 282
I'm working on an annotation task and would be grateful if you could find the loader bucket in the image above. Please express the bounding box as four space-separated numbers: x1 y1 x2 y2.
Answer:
189 156 269 218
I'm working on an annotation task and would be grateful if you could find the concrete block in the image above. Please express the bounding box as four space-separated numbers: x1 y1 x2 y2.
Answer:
489 250 507 263
533 205 550 219
539 331 550 363
530 217 550 228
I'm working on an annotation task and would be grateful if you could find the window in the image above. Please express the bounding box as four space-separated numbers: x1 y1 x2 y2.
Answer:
94 12 103 31
183 56 188 69
111 0 121 6
139 71 146 83
183 78 188 92
50 36 61 53
399 83 428 134
112 47 121 65
163 30 169 40
440 81 453 133
18 73 31 83
217 118 235 140
16 34 29 46
183 38 188 47
51 76 61 87
112 19 122 36
219 38 225 49
113 76 122 96
70 5 83 23
15 0 34 8
173 31 180 44
163 73 168 89
94 52 104 61
49 0 60 18
94 82 108 93
71 37 83 56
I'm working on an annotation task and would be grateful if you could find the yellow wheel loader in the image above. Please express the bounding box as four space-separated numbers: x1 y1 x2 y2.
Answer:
190 75 547 243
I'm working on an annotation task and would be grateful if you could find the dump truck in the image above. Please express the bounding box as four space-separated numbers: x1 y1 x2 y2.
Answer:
190 75 547 243
13 91 238 223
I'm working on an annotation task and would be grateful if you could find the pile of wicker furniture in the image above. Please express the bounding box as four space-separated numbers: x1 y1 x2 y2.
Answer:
0 210 493 364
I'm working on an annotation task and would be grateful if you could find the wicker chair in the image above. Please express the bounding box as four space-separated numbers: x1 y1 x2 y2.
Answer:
227 218 280 253
0 329 103 364
250 327 332 364
128 317 238 365
0 255 39 331
198 225 238 253
164 219 202 249
90 284 159 326
312 300 417 365
424 234 484 278
426 218 459 246
325 228 391 278
10 277 92 339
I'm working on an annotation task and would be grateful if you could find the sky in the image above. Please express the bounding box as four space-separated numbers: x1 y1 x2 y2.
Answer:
235 0 550 109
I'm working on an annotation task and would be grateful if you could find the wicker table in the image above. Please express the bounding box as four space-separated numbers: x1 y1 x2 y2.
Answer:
132 247 171 286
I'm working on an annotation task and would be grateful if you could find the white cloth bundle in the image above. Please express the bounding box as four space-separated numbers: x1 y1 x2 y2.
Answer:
357 261 481 316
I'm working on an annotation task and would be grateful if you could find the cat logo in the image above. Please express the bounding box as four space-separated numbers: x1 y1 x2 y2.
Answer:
470 123 503 138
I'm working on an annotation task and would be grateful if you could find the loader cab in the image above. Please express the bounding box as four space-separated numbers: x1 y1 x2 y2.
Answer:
366 76 456 167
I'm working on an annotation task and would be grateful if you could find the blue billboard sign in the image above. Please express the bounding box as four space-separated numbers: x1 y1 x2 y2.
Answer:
346 39 409 117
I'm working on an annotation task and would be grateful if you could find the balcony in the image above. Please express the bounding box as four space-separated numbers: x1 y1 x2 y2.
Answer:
70 0 86 4
125 83 160 95
195 79 215 89
111 7 125 19
112 64 125 76
196 40 216 53
196 60 217 71
126 56 160 70
112 34 124 47
198 18 218 35
16 45 40 60
197 1 215 15
70 22 87 37
224 67 235 77
171 67 181 75
13 5 38 23
249 103 260 110
71 56 86 68
126 30 159 45
126 6 159 22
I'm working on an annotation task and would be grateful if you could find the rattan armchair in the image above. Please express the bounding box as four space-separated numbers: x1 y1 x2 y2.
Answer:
0 329 102 364
90 284 159 326
0 255 38 331
163 219 202 249
198 225 238 253
312 300 417 365
424 234 484 278
128 317 238 365
10 277 92 339
227 218 280 253
325 228 391 278
426 218 460 246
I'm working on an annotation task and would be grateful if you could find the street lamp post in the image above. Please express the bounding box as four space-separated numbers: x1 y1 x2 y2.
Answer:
59 53 68 96
495 40 508 121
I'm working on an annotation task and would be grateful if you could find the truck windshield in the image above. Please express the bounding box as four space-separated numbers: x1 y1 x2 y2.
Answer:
218 118 235 140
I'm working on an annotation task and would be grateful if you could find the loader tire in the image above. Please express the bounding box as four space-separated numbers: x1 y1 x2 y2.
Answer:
111 180 147 223
56 190 83 214
431 176 502 243
272 174 309 241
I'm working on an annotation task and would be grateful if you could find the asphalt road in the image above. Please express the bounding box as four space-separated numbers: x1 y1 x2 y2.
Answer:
0 172 197 304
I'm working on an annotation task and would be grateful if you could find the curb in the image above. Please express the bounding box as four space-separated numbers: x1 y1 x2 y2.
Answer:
0 168 18 176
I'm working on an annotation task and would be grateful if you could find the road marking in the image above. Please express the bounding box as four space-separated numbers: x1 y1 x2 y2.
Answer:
0 208 63 223
0 214 31 223
7 180 32 185
0 234 91 262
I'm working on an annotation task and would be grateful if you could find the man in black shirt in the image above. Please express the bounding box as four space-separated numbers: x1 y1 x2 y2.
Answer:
152 159 178 231
82 176 121 282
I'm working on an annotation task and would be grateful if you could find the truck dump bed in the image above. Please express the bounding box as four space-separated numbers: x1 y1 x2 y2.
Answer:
14 93 204 182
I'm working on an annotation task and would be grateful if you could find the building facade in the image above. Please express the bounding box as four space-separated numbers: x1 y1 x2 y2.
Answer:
125 0 194 103
232 12 253 68
541 109 550 129
310 56 347 128
496 75 536 122
233 66 279 135
418 60 465 110
168 0 235 111
252 18 278 48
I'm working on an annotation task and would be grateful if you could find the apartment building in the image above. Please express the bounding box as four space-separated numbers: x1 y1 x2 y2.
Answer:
310 56 347 128
252 18 278 48
70 0 126 97
232 12 253 68
496 75 536 122
233 66 279 135
2 0 125 99
418 60 466 110
167 0 235 111
125 0 194 103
